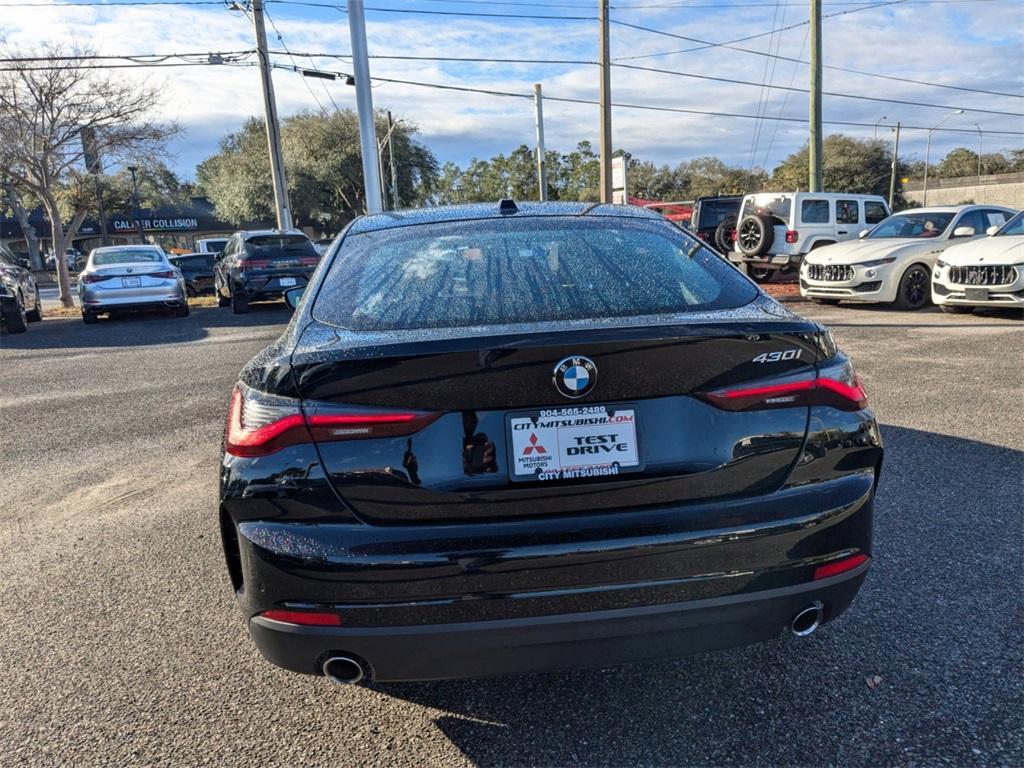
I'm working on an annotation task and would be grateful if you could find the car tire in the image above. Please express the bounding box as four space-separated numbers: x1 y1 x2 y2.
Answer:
812 298 841 305
894 264 931 310
26 290 42 322
3 295 28 334
216 280 231 307
939 304 973 315
175 301 190 318
231 283 249 314
714 216 737 253
82 310 98 325
737 214 774 256
748 266 773 284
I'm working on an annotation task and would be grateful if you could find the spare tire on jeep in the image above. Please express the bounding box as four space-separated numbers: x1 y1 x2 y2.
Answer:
737 214 774 256
713 215 737 254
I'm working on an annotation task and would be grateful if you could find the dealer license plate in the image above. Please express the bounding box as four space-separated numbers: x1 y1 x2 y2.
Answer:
964 287 988 301
279 277 297 287
508 405 641 482
121 277 141 288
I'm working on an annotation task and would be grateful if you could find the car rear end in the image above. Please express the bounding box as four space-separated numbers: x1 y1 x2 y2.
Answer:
219 205 881 683
79 247 186 318
232 233 320 303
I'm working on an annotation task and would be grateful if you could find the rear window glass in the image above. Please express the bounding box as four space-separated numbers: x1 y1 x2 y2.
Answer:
313 218 759 331
697 199 740 229
244 235 317 258
92 248 163 265
741 195 791 224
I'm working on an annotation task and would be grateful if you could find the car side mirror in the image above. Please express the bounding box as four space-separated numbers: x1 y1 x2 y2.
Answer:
858 229 870 239
985 225 999 236
952 226 975 238
284 286 305 310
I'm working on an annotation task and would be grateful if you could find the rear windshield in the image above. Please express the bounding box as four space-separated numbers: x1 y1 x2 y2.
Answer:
244 235 317 258
868 212 955 239
312 218 758 331
91 248 163 265
741 195 791 225
697 199 740 229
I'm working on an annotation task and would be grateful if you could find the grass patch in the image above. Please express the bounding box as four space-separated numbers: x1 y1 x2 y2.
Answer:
42 294 219 319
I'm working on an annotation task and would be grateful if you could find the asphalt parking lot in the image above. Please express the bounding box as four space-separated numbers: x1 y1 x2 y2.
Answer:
1 302 1021 767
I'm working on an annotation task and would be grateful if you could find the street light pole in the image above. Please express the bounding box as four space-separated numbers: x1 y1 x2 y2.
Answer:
533 83 548 201
888 121 901 210
873 115 888 141
923 108 964 206
127 165 145 245
973 123 983 184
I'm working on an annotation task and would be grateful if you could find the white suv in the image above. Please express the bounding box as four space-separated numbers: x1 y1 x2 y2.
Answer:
728 192 890 281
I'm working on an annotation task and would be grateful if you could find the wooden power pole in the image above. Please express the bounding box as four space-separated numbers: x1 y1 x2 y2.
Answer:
598 0 613 203
809 0 823 192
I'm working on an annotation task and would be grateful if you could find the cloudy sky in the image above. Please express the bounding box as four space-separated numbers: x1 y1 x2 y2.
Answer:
2 0 1022 181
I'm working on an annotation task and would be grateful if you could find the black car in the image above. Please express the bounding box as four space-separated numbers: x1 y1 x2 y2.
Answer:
690 195 743 253
219 201 881 684
169 253 216 296
214 230 321 314
0 244 42 334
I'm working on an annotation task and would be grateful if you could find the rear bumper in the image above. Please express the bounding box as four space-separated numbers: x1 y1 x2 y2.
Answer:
249 563 868 682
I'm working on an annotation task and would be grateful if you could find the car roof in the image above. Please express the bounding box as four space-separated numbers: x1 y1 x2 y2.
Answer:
891 205 1014 215
348 201 664 235
91 245 163 252
238 229 308 239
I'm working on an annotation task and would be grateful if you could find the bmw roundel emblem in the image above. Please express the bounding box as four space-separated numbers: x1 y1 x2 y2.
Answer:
553 356 597 399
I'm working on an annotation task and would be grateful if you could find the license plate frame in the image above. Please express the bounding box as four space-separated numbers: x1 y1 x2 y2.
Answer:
506 404 643 483
964 287 988 301
279 277 297 287
121 276 141 288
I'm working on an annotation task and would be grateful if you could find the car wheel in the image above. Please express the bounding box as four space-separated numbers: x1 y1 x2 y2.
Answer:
231 283 250 314
26 289 43 322
737 214 774 256
748 266 773 283
4 295 28 333
894 264 931 310
82 310 99 325
175 301 190 318
216 279 231 307
714 216 737 253
939 304 973 315
812 298 841 305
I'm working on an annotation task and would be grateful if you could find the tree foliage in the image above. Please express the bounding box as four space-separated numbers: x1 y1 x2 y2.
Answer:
770 134 899 198
196 110 438 232
0 44 177 305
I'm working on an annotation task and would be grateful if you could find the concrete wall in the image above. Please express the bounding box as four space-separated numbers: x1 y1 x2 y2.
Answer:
903 172 1024 209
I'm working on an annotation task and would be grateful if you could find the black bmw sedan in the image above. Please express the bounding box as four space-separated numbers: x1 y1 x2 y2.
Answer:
219 201 882 684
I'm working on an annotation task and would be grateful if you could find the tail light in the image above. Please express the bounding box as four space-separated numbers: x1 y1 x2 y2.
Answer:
785 230 799 244
152 270 176 279
702 358 867 412
730 230 738 242
237 258 271 272
225 384 441 458
299 256 320 266
80 273 110 283
814 553 869 580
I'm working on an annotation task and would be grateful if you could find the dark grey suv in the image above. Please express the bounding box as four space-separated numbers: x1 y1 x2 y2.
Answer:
213 230 321 314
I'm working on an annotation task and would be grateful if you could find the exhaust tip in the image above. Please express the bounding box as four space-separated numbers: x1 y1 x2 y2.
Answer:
790 601 824 637
322 655 365 685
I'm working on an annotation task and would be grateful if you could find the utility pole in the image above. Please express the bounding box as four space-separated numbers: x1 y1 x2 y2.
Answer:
127 165 145 245
387 111 399 209
888 121 901 210
348 0 383 214
251 0 293 229
598 0 613 203
808 0 823 192
533 83 548 201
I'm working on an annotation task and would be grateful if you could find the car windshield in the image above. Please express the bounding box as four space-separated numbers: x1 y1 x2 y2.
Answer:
91 248 163 265
994 212 1024 237
313 217 759 331
245 235 317 257
868 212 955 239
740 195 791 224
697 199 740 229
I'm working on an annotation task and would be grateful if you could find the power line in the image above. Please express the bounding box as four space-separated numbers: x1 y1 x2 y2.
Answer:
263 5 337 114
610 18 1024 98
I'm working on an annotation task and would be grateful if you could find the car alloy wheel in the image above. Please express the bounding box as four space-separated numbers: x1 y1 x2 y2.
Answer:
896 265 931 310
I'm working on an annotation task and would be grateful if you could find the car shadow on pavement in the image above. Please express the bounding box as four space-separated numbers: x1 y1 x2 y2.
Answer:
0 303 291 351
372 424 1023 767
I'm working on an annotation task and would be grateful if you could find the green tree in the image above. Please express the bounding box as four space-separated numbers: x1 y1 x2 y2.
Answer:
196 110 438 232
771 134 897 198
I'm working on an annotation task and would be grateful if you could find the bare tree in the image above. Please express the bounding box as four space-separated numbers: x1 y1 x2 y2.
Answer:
0 45 177 307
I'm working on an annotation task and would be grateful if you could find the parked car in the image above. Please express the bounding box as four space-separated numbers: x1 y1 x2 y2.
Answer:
219 200 882 684
728 192 890 281
78 245 188 324
195 237 230 256
0 243 42 334
169 252 216 296
932 209 1024 315
689 195 743 254
45 247 85 272
799 205 1017 310
214 230 320 314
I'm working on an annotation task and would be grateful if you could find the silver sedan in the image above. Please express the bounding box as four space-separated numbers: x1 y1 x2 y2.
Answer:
78 246 189 324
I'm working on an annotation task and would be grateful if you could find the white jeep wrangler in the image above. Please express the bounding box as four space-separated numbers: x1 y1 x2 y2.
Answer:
728 192 890 282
